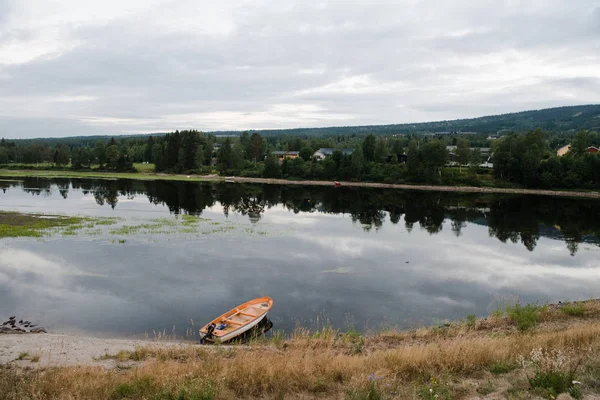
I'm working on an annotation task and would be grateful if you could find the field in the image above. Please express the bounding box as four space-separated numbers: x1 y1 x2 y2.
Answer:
133 162 155 172
2 300 600 399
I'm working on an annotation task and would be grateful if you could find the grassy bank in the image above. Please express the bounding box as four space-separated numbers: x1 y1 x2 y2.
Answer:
3 300 600 399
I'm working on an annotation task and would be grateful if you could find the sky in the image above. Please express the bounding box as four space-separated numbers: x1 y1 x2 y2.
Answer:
1 0 599 138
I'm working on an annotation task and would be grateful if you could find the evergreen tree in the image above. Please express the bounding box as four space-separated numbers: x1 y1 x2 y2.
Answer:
362 134 376 162
144 136 154 162
195 145 205 169
0 147 9 164
248 133 265 162
152 143 165 171
350 145 365 178
299 146 313 161
217 138 233 172
55 146 69 167
456 139 471 172
374 139 388 162
407 139 420 180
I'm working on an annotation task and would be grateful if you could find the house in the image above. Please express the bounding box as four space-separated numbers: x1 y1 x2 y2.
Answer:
272 151 300 161
556 144 599 156
557 144 571 156
313 148 353 160
446 146 492 167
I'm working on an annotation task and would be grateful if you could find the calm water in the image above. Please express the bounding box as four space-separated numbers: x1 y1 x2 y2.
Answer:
1 178 600 338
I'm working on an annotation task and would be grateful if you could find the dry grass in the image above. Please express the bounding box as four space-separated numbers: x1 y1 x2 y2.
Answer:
3 301 600 399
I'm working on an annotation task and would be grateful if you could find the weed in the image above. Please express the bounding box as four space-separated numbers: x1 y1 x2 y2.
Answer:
16 352 28 360
476 380 495 396
346 382 382 400
111 376 155 399
507 303 544 331
30 355 40 363
490 361 517 375
417 377 452 400
561 303 585 317
519 348 582 398
466 314 477 329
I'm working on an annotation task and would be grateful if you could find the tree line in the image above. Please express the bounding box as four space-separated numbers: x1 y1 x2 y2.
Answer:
2 127 600 189
492 129 600 189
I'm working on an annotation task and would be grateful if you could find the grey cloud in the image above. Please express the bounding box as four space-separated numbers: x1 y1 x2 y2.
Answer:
1 0 600 137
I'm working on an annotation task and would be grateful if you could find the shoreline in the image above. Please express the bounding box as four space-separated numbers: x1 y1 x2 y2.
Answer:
2 168 600 199
3 300 600 398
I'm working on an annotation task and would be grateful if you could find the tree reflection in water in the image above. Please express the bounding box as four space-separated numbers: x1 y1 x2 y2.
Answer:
6 177 600 255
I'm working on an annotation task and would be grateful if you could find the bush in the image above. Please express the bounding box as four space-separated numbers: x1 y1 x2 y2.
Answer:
506 303 544 331
560 303 585 317
466 314 477 329
519 348 582 399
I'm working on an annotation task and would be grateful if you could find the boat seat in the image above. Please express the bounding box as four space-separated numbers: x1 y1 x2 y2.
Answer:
239 312 257 317
225 319 244 325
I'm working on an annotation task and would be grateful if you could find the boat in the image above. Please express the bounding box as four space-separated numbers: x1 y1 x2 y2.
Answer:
199 296 273 343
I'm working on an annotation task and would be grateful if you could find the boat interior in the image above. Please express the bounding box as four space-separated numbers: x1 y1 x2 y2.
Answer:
211 301 271 337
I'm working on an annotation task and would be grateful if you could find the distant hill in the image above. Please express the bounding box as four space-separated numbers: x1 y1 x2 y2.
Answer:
6 104 600 143
216 104 600 137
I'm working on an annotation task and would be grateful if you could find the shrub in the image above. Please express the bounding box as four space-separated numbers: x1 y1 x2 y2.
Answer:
519 348 582 399
506 303 544 331
561 303 585 317
466 314 477 329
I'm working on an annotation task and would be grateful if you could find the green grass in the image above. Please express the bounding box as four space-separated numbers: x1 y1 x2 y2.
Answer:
561 303 585 317
346 382 382 400
529 371 580 399
506 303 545 331
133 162 155 173
466 314 477 329
0 169 216 183
0 211 115 239
489 362 517 375
16 352 28 360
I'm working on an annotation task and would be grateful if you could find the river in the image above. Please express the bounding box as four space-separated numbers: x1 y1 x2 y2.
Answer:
1 177 599 338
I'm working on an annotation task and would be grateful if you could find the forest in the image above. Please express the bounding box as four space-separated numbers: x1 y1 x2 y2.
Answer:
2 126 600 189
1 103 600 190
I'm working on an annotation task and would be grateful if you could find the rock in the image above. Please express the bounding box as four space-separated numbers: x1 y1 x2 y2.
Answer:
30 327 47 334
556 394 574 400
9 316 15 320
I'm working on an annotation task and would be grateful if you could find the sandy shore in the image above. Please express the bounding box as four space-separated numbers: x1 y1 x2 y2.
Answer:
0 333 192 368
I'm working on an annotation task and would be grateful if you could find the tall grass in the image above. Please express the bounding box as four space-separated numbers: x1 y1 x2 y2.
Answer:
3 301 600 399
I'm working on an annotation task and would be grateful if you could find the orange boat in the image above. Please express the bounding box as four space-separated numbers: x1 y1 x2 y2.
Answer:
199 296 273 343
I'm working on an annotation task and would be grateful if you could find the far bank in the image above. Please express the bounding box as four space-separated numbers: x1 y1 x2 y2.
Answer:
2 168 600 199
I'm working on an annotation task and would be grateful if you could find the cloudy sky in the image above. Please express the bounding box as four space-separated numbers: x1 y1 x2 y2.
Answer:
1 0 599 138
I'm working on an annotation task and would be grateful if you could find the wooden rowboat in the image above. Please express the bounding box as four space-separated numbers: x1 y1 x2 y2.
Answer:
199 296 273 343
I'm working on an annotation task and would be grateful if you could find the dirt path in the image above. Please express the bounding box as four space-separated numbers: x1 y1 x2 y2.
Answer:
228 176 600 198
2 169 600 198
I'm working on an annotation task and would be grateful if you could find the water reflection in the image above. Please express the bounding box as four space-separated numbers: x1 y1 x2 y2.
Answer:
2 178 600 336
3 177 599 255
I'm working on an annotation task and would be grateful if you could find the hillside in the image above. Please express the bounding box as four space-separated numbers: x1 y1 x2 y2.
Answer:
5 104 600 143
214 104 600 137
